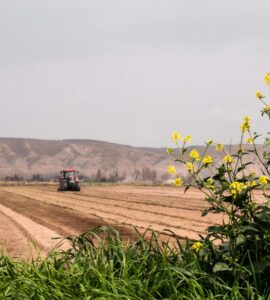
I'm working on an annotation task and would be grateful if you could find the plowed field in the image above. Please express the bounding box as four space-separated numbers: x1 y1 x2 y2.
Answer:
0 184 232 258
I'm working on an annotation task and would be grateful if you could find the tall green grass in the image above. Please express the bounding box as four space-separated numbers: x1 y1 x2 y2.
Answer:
0 226 267 299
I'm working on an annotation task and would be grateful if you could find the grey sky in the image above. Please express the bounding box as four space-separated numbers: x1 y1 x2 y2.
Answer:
0 1 269 147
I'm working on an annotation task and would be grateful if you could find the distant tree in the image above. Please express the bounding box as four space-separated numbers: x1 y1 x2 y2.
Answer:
5 174 24 181
95 169 102 182
31 174 44 181
142 167 157 182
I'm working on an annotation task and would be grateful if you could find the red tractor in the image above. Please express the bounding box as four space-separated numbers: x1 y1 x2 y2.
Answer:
58 169 80 191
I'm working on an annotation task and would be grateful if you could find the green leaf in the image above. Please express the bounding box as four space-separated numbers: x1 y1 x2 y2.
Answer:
255 206 270 222
206 197 214 203
236 166 246 173
213 262 232 273
184 185 191 193
171 267 193 277
239 226 259 234
248 259 270 273
208 226 223 233
223 195 233 204
202 209 209 217
182 148 187 154
212 164 227 182
236 234 246 246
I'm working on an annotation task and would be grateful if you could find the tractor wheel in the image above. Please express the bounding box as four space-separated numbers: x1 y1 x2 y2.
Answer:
62 183 67 191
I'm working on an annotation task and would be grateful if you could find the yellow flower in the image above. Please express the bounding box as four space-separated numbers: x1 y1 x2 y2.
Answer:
167 165 176 175
230 182 245 191
256 91 265 99
174 177 183 187
264 73 270 86
263 105 270 112
189 149 201 161
223 155 234 164
206 139 214 145
231 189 237 196
191 242 203 252
246 137 254 144
247 181 256 188
172 132 181 142
202 155 213 165
240 116 251 133
216 143 224 151
186 162 194 172
166 147 174 154
258 175 269 186
230 181 246 195
183 135 191 143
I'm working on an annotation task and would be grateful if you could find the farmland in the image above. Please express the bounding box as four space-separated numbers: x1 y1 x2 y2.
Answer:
0 184 220 257
0 184 265 258
0 184 268 298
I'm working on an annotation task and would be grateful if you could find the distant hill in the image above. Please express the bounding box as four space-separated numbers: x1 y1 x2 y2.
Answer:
0 138 264 182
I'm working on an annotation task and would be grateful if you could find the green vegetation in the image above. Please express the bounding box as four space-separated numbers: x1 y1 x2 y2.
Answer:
0 226 265 299
166 73 270 298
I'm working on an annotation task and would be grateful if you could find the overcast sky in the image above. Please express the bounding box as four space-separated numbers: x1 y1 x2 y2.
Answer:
0 1 269 147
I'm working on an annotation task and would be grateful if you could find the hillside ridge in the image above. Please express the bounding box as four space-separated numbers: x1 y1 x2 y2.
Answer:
0 138 263 181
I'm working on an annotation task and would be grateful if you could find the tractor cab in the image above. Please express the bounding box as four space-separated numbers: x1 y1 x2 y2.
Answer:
58 169 80 191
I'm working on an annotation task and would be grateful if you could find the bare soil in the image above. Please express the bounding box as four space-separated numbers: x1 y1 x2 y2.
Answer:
0 209 32 260
0 184 249 258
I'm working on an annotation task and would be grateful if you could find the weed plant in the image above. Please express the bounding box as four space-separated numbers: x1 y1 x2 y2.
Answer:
167 73 270 298
0 226 264 299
